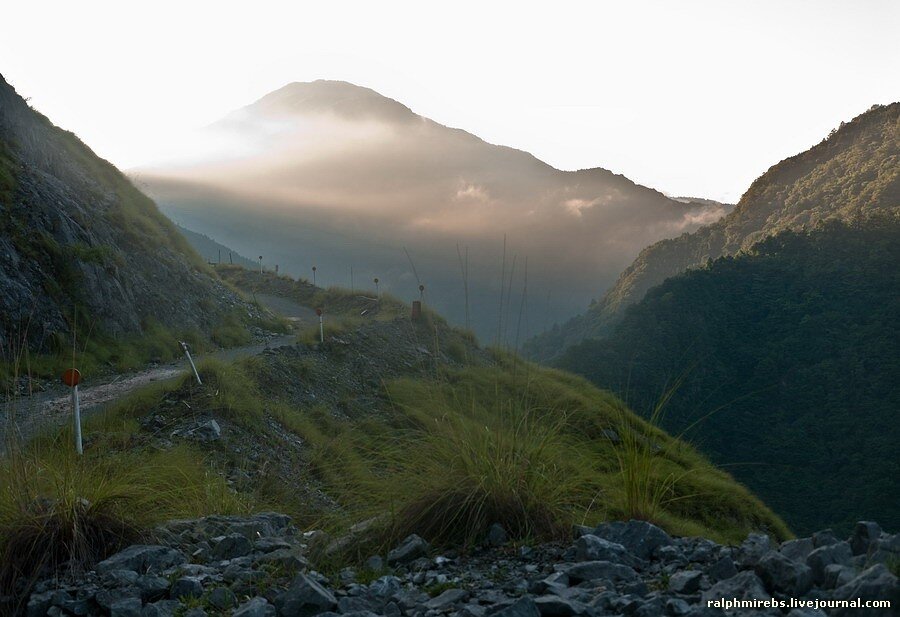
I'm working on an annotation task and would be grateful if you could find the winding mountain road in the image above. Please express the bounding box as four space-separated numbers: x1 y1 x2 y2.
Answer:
1 296 315 448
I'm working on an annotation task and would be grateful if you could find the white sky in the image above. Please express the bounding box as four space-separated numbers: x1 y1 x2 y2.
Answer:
2 0 898 202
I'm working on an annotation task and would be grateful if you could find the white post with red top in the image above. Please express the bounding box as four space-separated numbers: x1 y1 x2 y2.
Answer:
62 368 83 455
316 307 324 343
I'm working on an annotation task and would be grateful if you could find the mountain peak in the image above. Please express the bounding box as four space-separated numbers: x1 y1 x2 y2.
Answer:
244 79 417 124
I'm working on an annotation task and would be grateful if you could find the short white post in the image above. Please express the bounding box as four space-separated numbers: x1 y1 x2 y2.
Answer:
73 384 83 455
181 341 202 384
316 307 324 343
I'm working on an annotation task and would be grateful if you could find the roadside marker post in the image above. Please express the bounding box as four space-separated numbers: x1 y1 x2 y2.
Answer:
62 368 83 455
181 341 202 384
316 307 324 343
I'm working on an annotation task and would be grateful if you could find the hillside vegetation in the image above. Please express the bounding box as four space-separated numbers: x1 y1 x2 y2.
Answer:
527 102 899 360
0 75 261 381
559 218 900 535
1 272 791 603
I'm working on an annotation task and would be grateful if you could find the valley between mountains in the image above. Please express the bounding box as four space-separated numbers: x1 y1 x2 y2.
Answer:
0 71 897 617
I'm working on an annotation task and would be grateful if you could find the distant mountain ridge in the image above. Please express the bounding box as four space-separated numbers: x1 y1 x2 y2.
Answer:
136 80 729 341
0 74 242 357
526 102 900 360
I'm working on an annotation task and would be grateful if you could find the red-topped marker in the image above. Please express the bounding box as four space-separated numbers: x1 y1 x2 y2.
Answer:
316 307 324 343
62 368 83 455
62 367 81 387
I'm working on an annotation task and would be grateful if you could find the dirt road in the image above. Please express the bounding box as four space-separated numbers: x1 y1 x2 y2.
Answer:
2 295 313 446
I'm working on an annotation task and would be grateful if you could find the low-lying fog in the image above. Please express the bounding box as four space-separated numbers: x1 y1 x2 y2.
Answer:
135 80 729 342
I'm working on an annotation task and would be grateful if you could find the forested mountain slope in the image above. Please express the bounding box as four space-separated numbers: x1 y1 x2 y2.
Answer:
559 218 900 534
527 102 899 360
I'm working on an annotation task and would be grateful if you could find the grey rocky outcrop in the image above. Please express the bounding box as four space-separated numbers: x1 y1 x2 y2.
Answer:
23 516 900 617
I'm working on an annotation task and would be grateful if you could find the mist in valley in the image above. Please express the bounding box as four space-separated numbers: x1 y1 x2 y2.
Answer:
135 80 730 341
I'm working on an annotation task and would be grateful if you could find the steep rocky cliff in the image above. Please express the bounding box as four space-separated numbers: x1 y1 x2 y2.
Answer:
0 75 242 355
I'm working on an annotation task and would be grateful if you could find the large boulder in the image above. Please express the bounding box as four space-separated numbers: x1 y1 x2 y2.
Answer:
386 535 430 565
275 573 337 617
849 522 881 557
779 538 814 563
832 564 900 617
233 597 276 617
95 545 186 575
736 533 773 569
755 550 813 596
212 533 254 560
591 520 673 560
701 571 773 615
806 542 852 585
573 535 638 566
491 597 541 617
565 560 639 584
668 570 702 594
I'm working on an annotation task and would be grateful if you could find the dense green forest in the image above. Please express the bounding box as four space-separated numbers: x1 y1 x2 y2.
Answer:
559 217 900 535
527 102 899 362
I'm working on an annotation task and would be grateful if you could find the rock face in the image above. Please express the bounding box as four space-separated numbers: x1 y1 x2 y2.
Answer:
24 516 900 617
0 74 244 352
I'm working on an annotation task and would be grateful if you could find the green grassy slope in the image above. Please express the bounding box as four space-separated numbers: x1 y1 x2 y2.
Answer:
4 271 789 563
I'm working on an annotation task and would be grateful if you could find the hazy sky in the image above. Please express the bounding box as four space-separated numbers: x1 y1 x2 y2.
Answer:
3 0 898 202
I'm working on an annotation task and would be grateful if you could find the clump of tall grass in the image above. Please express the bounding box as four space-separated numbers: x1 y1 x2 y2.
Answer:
379 411 596 547
0 440 249 607
303 376 603 554
612 385 682 524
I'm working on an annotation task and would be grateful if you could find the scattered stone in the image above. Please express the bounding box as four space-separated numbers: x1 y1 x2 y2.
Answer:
574 535 636 566
170 576 204 600
591 520 673 560
491 597 541 617
780 537 815 563
823 564 856 589
96 545 187 574
707 555 738 582
425 588 468 610
387 534 430 565
212 533 253 560
486 523 508 547
109 597 142 617
755 550 814 596
701 570 771 604
811 529 840 548
832 563 900 616
364 555 384 571
141 600 180 617
21 513 899 617
275 573 338 616
208 586 237 610
849 521 882 556
233 598 276 617
668 569 702 594
806 541 852 585
565 560 639 584
735 533 772 568
533 595 583 617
